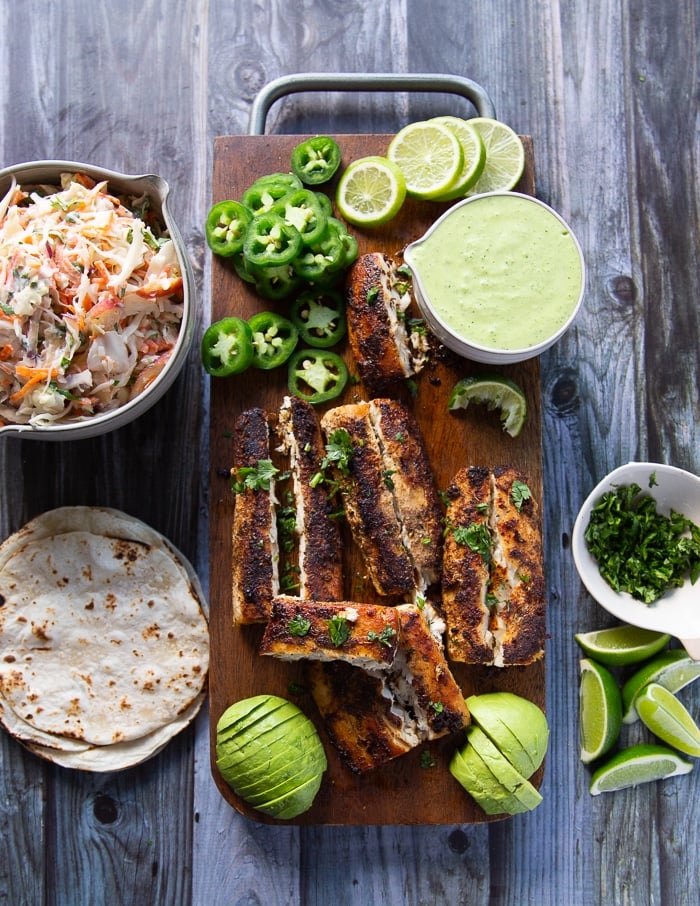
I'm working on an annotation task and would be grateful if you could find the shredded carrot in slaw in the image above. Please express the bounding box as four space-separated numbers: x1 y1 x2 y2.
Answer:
0 173 184 426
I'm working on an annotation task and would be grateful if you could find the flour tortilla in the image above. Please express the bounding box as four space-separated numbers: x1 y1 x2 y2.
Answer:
22 691 206 772
0 507 209 763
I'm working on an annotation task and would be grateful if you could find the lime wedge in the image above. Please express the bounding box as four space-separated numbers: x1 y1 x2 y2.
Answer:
466 117 525 194
387 121 464 200
622 649 700 723
574 625 670 667
635 682 700 757
579 658 622 764
448 374 527 437
589 743 693 795
429 116 486 199
335 156 406 227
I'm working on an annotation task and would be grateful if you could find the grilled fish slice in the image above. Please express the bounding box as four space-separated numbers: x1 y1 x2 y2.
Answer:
345 252 428 395
277 395 344 601
393 603 470 739
306 601 469 772
231 407 279 624
307 660 419 773
488 466 546 666
441 466 494 663
368 399 442 590
320 402 415 597
259 595 400 670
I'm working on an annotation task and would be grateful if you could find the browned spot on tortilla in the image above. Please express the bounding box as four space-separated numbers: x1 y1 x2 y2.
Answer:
85 600 95 610
3 655 16 663
113 539 151 562
31 622 51 642
104 593 117 610
142 623 161 640
120 697 131 710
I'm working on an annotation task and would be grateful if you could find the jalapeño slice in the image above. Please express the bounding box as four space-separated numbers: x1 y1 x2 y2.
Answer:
290 289 346 348
205 200 252 258
291 136 342 186
201 317 254 377
287 349 349 404
248 311 299 370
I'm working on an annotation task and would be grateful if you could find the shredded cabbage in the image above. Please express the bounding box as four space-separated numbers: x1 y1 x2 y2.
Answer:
0 173 184 425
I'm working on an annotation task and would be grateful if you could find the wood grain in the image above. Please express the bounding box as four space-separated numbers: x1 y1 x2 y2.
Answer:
207 134 544 825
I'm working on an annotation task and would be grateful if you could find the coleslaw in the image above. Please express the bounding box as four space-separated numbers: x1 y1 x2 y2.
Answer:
0 172 184 426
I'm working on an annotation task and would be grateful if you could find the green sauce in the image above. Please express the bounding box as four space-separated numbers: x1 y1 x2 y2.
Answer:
408 194 583 351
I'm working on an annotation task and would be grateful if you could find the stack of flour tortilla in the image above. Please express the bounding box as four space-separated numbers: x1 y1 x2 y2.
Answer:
0 507 209 771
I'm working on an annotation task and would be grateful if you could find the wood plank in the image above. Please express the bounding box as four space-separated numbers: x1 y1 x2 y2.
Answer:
207 133 545 826
0 1 209 904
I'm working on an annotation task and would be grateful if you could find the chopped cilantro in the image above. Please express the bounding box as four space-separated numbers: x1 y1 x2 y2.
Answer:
453 522 491 562
230 459 279 493
420 749 437 769
511 480 532 511
288 614 311 637
367 625 397 647
584 480 700 604
328 614 351 647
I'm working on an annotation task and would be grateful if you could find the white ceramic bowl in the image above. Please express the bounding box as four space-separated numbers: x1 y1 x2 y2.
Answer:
0 160 196 440
572 462 700 659
404 192 585 365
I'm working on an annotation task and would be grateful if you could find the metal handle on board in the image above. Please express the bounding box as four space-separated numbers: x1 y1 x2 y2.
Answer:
248 72 496 135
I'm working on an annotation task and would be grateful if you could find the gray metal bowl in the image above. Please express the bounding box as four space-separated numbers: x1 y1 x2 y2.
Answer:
0 160 196 440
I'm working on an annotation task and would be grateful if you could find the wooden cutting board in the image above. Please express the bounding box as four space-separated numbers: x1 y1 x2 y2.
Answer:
208 133 544 825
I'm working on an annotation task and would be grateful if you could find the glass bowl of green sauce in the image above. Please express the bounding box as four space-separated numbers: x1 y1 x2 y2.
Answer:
403 192 585 364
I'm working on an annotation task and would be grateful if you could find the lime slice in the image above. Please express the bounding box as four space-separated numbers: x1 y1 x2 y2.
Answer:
635 682 700 757
466 117 526 194
387 121 464 200
574 625 671 667
448 375 527 437
589 743 693 795
622 649 700 724
579 658 623 764
335 156 406 227
429 116 486 200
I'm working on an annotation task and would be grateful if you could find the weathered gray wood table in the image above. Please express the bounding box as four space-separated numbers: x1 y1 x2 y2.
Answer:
1 1 698 903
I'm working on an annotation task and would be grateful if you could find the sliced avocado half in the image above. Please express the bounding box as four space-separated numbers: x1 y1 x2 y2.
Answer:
227 732 327 798
216 718 324 787
450 745 529 815
466 692 549 777
466 726 543 811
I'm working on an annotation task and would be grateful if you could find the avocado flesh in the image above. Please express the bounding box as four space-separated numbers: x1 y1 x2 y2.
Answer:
466 693 549 776
216 720 324 788
216 694 289 732
217 708 305 758
216 704 327 789
216 698 302 743
227 733 327 799
255 771 325 820
450 746 528 815
240 757 324 808
466 727 543 811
